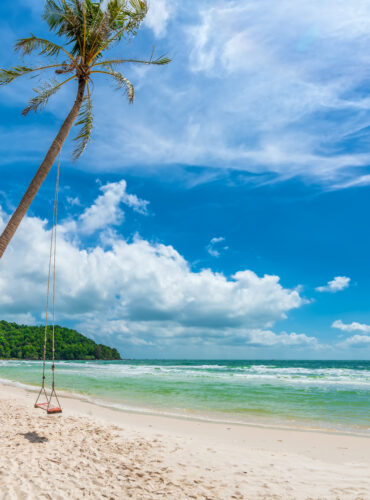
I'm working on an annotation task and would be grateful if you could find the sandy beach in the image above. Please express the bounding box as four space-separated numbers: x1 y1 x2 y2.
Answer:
0 383 369 499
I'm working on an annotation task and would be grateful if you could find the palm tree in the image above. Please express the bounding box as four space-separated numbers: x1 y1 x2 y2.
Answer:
0 0 170 259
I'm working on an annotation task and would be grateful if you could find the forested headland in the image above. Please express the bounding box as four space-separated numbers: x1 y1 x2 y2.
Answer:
0 321 121 360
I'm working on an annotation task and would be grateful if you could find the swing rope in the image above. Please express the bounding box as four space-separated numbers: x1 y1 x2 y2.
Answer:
34 151 62 414
51 148 60 390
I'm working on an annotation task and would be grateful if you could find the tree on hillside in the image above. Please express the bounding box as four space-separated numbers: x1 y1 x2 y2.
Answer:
0 320 122 360
0 0 170 258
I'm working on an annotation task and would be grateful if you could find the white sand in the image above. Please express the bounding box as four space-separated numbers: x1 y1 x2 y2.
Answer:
0 382 369 499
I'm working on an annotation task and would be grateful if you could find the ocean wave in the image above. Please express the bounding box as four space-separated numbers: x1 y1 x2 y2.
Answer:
1 360 369 389
0 375 369 437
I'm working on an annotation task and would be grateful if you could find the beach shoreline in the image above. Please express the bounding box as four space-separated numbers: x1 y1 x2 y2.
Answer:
1 358 369 437
1 381 369 499
1 373 369 439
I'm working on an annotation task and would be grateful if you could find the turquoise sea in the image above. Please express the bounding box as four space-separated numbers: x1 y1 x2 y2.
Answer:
0 359 369 434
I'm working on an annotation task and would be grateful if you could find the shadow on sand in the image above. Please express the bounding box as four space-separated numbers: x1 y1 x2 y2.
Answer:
21 431 48 443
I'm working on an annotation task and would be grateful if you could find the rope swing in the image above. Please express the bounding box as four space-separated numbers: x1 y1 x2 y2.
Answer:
34 151 62 415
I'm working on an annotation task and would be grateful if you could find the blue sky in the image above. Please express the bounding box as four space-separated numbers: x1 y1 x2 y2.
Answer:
0 0 370 359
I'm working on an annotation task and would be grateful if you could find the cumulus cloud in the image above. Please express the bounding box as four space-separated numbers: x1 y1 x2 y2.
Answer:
332 320 370 334
316 276 350 293
206 236 228 257
241 329 319 348
0 181 310 352
0 312 36 325
144 0 174 37
66 180 148 235
332 319 370 350
81 320 319 350
338 335 370 348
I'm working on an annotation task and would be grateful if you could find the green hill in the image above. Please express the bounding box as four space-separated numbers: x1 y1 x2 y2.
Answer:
0 321 121 361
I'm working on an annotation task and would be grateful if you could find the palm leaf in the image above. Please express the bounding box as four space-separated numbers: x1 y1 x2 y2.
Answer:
127 0 148 23
15 35 75 62
0 66 41 86
22 76 75 115
114 71 134 102
73 92 93 159
44 0 84 56
107 0 130 29
117 0 148 39
86 0 124 58
94 66 134 102
94 54 171 68
43 0 69 30
88 0 148 61
43 0 79 36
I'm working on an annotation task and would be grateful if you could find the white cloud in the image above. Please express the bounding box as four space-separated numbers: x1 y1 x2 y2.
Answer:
145 0 174 38
332 320 370 334
242 329 319 348
316 276 350 293
3 0 370 189
0 312 36 325
76 0 370 188
332 319 370 350
332 174 370 190
68 180 148 235
338 335 370 348
66 196 81 207
82 320 319 349
206 236 227 257
0 181 309 351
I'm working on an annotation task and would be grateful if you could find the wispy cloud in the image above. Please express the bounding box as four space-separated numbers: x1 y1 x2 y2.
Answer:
332 174 370 190
332 319 370 334
338 335 370 348
206 236 228 257
3 1 370 189
333 319 370 349
84 0 370 187
316 276 350 293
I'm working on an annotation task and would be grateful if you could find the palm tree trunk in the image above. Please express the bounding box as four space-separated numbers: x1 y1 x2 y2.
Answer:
0 78 86 259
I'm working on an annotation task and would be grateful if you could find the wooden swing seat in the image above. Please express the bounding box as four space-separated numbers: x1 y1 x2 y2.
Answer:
35 402 48 408
47 407 62 414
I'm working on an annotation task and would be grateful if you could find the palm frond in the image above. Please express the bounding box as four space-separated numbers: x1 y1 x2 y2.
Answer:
107 0 129 28
73 90 93 160
113 71 134 102
84 4 109 59
0 66 42 86
43 0 79 35
127 0 148 24
114 0 147 39
15 34 76 62
91 67 134 102
94 54 171 68
86 0 125 59
88 0 148 62
44 0 84 56
22 76 75 115
82 0 87 58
